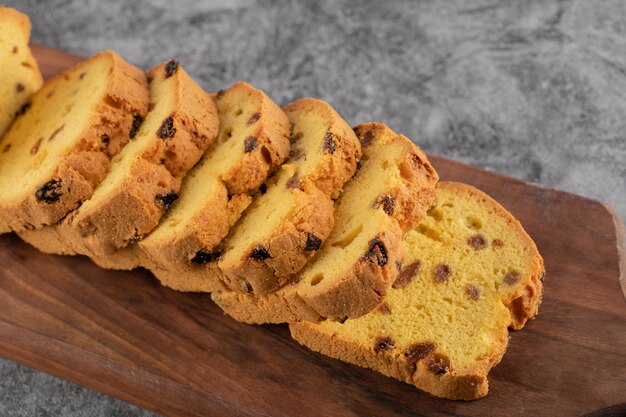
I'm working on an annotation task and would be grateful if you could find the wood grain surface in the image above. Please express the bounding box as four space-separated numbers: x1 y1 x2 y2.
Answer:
0 45 624 417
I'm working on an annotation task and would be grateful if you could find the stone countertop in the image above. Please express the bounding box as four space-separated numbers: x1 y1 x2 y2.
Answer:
2 0 625 416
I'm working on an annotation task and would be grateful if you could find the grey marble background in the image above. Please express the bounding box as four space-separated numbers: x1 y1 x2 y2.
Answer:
1 0 625 415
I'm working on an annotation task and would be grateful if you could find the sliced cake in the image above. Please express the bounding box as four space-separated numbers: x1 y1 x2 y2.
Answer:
217 98 362 295
91 82 292 290
19 60 219 257
0 50 149 233
0 6 43 136
290 181 545 400
212 123 438 322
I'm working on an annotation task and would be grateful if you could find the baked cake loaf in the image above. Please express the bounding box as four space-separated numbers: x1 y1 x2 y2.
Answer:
212 123 438 323
91 82 292 290
217 98 362 295
0 50 149 233
290 181 545 400
0 6 43 136
19 60 219 257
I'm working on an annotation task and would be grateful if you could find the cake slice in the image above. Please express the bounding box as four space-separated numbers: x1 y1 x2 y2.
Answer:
19 60 219 257
0 6 43 137
0 50 149 233
290 181 545 400
91 82 292 289
217 98 362 294
212 123 438 322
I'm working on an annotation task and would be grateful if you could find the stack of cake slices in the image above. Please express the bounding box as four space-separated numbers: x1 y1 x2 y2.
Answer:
0 6 544 401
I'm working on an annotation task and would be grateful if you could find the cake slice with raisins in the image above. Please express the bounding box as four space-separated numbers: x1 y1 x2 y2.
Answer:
0 6 43 137
216 98 362 294
289 181 544 400
19 61 219 257
212 123 438 322
0 50 149 233
91 82 292 290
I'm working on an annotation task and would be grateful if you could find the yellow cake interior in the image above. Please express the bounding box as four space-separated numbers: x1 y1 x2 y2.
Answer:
0 55 111 202
0 8 42 136
304 182 540 375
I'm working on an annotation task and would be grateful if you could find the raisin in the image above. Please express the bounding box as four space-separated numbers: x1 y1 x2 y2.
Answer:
244 136 258 152
467 234 487 250
433 264 451 283
16 102 30 116
289 147 306 161
404 342 436 363
216 89 225 99
16 83 24 93
393 261 420 289
250 245 271 260
466 283 480 300
35 179 63 203
504 271 521 286
191 249 221 265
323 132 336 154
101 134 110 147
364 238 388 266
157 117 176 139
47 125 65 142
164 60 179 77
492 238 504 248
247 112 261 125
374 336 395 352
360 129 375 147
30 138 43 155
377 302 392 315
427 354 450 375
155 192 179 211
374 194 395 216
304 233 322 251
129 114 143 139
287 176 300 190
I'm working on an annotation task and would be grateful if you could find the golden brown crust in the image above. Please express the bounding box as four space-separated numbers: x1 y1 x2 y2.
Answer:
18 62 218 257
0 51 149 233
283 98 362 199
289 321 492 400
219 181 336 294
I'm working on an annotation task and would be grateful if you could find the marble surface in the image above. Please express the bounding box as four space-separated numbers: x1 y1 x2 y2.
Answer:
2 0 625 415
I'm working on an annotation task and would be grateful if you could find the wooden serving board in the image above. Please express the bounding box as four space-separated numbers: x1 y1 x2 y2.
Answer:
0 45 624 417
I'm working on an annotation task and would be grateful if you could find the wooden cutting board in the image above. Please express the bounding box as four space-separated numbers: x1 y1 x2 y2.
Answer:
0 45 624 417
